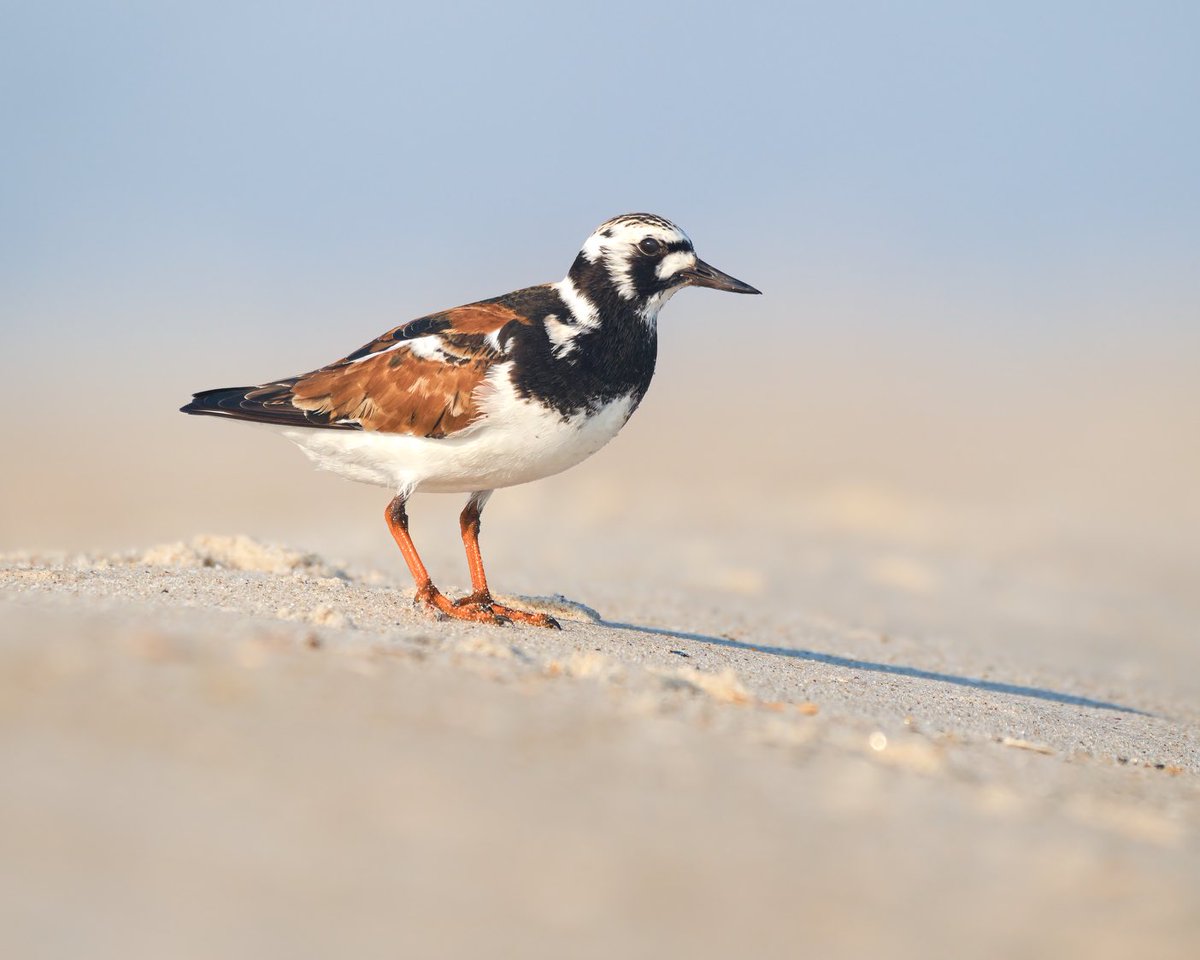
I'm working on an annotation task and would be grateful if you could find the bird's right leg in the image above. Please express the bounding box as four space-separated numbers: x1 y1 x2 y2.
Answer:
384 494 508 625
453 491 560 629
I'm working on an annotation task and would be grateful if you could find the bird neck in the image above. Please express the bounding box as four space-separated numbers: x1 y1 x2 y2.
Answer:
565 252 658 326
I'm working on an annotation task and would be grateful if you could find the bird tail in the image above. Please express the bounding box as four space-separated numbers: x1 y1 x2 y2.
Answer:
180 382 304 427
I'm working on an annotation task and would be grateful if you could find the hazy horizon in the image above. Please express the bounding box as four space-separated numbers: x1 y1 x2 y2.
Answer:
2 2 1197 563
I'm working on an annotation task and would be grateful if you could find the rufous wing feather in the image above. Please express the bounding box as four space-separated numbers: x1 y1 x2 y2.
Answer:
180 298 535 438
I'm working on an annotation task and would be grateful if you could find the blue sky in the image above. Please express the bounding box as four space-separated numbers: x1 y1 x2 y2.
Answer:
1 2 1196 363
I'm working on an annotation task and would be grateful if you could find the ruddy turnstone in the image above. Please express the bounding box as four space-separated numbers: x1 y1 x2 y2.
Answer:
181 213 760 628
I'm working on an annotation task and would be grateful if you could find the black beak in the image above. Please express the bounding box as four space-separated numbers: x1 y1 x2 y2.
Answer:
679 258 761 295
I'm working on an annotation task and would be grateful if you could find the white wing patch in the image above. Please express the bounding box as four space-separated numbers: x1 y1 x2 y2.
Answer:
343 339 410 366
406 336 446 360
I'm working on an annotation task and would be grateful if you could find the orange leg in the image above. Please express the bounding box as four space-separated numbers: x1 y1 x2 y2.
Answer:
384 493 559 629
385 494 506 625
454 492 560 629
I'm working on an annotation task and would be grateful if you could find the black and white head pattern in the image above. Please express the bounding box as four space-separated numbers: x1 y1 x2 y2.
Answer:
566 213 699 320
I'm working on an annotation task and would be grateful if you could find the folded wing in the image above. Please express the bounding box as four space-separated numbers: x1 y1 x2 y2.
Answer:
181 300 531 438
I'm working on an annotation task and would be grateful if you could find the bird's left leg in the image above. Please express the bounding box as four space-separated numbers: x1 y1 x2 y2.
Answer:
454 491 561 629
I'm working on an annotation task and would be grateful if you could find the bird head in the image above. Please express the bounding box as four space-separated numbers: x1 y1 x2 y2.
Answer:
565 213 760 318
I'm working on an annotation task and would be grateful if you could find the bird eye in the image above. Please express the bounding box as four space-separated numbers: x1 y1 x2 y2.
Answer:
638 237 662 256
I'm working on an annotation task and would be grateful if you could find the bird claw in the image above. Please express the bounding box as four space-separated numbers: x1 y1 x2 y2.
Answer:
412 586 557 628
456 592 560 629
458 592 560 629
490 605 560 630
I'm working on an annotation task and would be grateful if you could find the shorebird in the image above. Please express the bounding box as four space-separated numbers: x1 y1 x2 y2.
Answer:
181 214 760 627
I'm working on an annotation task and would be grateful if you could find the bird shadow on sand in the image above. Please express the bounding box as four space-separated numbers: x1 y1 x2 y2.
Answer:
602 619 1153 717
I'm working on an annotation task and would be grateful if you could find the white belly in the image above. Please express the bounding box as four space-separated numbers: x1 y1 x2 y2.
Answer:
279 364 637 495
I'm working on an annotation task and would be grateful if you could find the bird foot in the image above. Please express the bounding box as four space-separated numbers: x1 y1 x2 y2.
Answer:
454 590 561 629
414 585 560 629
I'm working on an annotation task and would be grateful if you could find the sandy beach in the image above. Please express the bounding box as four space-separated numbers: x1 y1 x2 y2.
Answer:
3 459 1198 960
